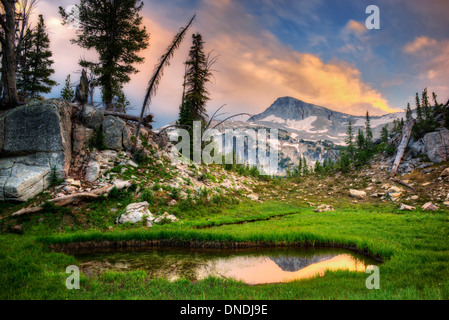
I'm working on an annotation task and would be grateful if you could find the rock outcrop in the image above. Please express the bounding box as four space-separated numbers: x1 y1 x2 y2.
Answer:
102 116 131 151
423 129 449 163
0 100 72 201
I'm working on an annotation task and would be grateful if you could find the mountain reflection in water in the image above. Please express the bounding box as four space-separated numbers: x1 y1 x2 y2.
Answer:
74 247 378 285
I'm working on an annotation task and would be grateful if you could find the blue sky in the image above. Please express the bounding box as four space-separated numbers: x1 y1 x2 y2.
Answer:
40 0 449 128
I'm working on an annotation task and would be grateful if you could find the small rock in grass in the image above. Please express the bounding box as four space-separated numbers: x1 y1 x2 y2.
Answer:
400 203 416 211
350 189 366 199
422 202 439 211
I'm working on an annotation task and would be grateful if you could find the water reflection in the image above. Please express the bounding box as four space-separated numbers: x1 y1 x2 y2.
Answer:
74 247 378 285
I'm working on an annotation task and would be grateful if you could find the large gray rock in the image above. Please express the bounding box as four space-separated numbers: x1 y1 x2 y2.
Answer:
119 202 154 227
0 100 72 201
102 116 126 151
0 160 50 201
81 105 104 131
423 129 449 163
409 138 425 156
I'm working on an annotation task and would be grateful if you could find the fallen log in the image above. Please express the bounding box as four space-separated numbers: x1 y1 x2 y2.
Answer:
49 192 99 206
390 119 416 178
11 186 114 218
104 111 153 128
11 206 44 217
389 177 416 192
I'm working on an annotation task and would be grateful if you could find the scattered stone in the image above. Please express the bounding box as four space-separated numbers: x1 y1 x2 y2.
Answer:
118 202 154 227
350 189 366 199
410 195 419 200
113 180 132 190
422 202 439 211
313 204 335 213
247 194 259 201
400 203 416 211
168 199 177 206
386 187 405 202
128 160 138 168
154 212 179 224
85 161 101 182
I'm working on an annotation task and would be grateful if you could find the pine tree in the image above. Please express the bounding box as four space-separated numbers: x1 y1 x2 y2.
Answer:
345 119 355 160
422 88 431 121
59 0 149 110
405 103 413 122
314 160 322 174
182 33 212 126
61 75 75 101
416 92 423 123
365 111 373 151
432 92 442 116
302 157 308 175
381 125 389 143
17 15 57 98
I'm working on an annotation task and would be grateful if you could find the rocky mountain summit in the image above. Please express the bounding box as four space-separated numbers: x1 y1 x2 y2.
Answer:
248 97 405 145
211 97 406 173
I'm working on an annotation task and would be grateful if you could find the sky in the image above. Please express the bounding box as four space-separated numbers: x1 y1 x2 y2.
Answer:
35 0 449 128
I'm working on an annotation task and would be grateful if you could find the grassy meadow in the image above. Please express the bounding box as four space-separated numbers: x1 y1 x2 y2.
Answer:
1 196 448 300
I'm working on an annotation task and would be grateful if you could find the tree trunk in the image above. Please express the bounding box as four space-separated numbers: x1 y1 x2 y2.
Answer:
390 119 416 178
0 0 20 109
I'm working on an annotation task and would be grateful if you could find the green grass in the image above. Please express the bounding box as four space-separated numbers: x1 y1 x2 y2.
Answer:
1 201 448 300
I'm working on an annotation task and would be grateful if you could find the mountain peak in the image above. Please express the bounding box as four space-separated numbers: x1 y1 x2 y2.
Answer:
247 96 405 145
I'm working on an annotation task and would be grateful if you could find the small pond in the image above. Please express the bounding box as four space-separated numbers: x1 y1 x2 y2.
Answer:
73 247 380 285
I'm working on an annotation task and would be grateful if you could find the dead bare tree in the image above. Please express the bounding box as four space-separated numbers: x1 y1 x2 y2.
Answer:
0 0 38 109
390 119 416 178
135 15 196 140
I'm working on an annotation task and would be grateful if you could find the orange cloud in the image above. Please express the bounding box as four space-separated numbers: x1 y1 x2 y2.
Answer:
345 20 367 35
38 0 397 127
403 36 438 54
403 36 449 96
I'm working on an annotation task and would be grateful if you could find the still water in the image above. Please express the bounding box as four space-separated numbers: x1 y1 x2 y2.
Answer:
74 247 379 285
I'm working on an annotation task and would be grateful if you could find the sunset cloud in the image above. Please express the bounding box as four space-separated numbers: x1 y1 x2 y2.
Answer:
403 36 449 94
403 36 438 54
33 0 449 127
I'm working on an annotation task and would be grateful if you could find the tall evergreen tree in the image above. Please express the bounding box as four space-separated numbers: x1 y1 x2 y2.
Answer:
181 33 212 126
59 0 150 110
432 92 442 116
302 156 309 175
416 92 423 123
365 111 373 151
345 119 355 160
356 129 365 151
405 103 413 122
381 125 389 143
17 15 57 98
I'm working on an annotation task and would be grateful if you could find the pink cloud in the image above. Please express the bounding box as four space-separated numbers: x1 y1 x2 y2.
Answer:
37 0 397 127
